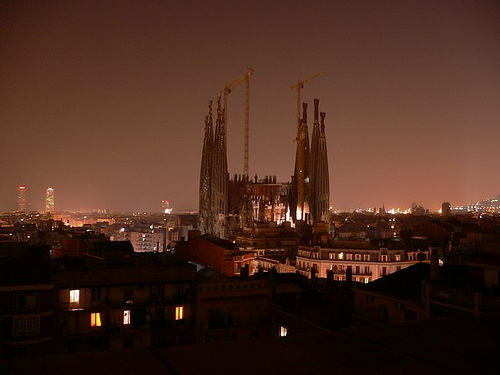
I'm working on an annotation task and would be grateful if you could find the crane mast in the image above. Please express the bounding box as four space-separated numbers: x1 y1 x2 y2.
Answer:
290 71 324 137
221 67 254 178
244 72 250 178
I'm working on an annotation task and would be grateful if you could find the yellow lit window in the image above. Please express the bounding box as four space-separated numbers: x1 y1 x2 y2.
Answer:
69 289 80 304
90 312 101 327
175 306 183 320
123 310 131 325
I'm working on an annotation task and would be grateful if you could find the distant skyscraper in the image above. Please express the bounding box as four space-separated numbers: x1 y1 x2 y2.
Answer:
17 185 27 212
45 187 55 213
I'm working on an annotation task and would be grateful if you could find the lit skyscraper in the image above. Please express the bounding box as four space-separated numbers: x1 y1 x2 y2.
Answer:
17 185 27 212
45 187 55 214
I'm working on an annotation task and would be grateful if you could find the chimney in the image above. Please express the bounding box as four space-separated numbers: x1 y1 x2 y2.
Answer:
241 263 249 279
326 270 334 285
430 247 440 281
346 266 353 283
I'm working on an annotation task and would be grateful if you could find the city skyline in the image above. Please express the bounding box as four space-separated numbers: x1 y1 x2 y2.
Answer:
1 1 499 213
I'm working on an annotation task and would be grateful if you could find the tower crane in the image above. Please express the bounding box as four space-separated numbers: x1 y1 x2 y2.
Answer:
220 67 254 178
290 72 324 136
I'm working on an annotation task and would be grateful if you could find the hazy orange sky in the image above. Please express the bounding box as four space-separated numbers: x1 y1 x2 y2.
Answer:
1 0 499 213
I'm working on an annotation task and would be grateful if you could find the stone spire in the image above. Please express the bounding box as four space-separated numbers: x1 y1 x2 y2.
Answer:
199 100 214 234
211 95 229 238
293 102 311 222
310 98 330 223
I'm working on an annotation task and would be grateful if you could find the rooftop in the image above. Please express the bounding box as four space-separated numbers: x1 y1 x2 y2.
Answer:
3 313 499 374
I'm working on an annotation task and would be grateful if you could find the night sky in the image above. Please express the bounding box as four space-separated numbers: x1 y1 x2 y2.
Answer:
1 0 499 213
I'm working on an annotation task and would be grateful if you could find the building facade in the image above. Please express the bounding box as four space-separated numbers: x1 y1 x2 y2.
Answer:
128 226 165 252
55 251 197 351
195 274 271 343
296 245 430 282
175 234 255 277
0 244 55 358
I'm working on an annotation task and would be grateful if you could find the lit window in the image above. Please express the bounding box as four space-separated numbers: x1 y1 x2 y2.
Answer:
280 326 287 337
123 310 131 325
338 252 344 260
90 312 102 327
175 306 184 320
70 289 80 304
395 255 401 261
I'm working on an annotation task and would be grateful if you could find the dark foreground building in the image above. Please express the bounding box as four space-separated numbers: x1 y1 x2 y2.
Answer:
0 243 55 358
3 313 499 375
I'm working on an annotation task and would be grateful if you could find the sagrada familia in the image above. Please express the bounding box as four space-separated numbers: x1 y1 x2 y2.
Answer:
199 96 330 239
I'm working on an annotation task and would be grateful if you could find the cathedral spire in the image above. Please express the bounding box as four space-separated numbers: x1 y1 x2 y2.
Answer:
293 102 311 222
311 99 330 223
212 94 228 238
199 100 215 234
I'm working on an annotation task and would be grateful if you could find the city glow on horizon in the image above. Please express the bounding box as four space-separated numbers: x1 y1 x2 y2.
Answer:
1 2 499 213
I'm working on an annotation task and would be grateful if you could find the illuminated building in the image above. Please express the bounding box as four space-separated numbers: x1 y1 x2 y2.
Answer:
296 246 429 282
453 194 500 214
199 97 330 239
17 185 27 212
45 187 55 214
291 102 311 222
128 225 165 252
228 175 291 229
291 99 330 224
